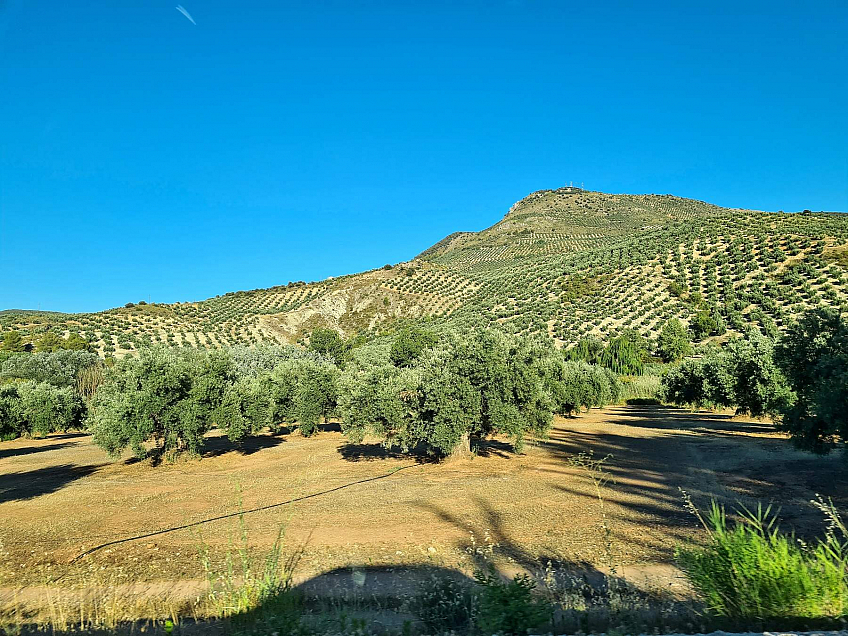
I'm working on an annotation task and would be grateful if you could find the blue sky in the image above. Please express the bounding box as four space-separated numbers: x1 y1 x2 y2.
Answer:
1 1 846 313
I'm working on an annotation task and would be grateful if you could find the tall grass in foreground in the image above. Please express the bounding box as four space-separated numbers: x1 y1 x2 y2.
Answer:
676 496 848 622
195 505 305 635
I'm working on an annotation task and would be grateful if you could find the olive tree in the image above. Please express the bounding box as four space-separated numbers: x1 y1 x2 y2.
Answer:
89 348 214 459
268 359 340 436
389 327 438 367
218 377 271 443
0 384 25 439
340 330 553 456
538 358 621 415
338 362 423 449
656 319 692 363
775 308 848 453
662 330 791 416
308 328 347 366
661 357 735 410
1 350 100 388
724 330 793 417
0 381 85 439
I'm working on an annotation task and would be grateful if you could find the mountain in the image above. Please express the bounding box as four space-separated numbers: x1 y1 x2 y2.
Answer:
3 189 847 355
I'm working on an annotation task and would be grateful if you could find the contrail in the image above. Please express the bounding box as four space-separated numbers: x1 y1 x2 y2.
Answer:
176 5 196 25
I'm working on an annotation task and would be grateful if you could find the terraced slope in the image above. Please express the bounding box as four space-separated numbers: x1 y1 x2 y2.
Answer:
3 189 847 355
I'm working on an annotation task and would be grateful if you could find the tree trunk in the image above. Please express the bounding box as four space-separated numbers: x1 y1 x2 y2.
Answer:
451 432 471 458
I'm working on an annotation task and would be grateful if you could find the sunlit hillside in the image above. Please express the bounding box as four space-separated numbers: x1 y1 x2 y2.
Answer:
3 189 847 355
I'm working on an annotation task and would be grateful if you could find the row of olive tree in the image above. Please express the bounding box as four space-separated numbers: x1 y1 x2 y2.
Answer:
661 308 847 454
335 327 620 456
84 327 622 461
0 326 624 458
88 345 339 460
340 329 555 455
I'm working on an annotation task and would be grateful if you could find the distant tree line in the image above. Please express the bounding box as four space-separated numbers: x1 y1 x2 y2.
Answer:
1 330 92 354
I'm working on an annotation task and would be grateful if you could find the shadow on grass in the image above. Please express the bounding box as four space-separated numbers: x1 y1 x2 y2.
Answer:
203 432 287 458
337 442 437 463
474 438 514 458
338 436 517 462
0 463 106 504
0 440 79 460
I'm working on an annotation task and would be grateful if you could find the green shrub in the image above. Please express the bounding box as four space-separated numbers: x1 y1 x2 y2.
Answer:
677 501 848 621
1 331 26 352
474 569 552 635
411 574 474 633
619 374 662 403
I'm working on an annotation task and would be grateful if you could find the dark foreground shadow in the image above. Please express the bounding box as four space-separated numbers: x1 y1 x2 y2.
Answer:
0 463 106 504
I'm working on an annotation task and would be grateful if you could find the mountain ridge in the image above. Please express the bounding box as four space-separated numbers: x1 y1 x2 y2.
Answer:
3 189 847 355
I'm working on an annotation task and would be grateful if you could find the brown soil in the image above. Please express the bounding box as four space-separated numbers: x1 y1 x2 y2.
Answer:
1 406 846 614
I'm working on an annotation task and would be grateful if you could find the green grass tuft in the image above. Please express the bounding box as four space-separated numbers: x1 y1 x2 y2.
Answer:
676 499 848 621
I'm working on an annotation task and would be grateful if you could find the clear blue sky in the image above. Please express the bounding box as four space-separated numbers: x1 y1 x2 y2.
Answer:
1 1 846 313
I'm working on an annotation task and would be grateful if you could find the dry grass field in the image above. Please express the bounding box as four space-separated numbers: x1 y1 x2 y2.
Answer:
2 405 847 619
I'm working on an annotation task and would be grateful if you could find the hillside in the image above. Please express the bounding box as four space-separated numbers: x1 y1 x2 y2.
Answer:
3 189 847 355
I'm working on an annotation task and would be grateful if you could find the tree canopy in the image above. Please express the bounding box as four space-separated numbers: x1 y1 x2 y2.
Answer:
656 319 692 363
774 308 848 453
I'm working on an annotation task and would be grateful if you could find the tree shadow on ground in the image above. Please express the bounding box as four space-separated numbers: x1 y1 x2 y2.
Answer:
474 438 514 458
604 405 776 434
338 436 516 462
45 432 90 441
337 442 437 463
292 497 704 635
0 463 106 504
0 440 79 460
412 494 842 634
202 432 287 458
540 405 848 542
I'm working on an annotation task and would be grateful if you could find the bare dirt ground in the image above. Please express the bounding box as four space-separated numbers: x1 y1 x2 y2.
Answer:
1 405 846 615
